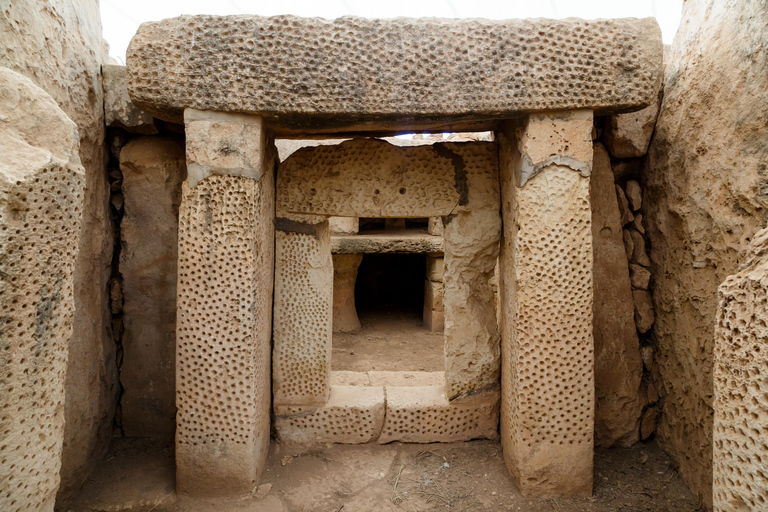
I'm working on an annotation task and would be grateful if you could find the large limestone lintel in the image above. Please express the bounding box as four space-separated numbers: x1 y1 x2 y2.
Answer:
273 213 333 407
184 109 265 187
713 228 768 512
0 68 86 512
127 15 662 133
498 112 595 498
175 142 274 495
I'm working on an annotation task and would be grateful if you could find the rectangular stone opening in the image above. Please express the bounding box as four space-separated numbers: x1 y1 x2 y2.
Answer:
332 253 443 373
358 217 429 232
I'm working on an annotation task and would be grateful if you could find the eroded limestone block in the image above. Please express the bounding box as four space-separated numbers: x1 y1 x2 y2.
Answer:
426 255 445 282
633 289 656 333
590 142 643 447
604 99 660 158
333 254 362 333
275 386 385 444
175 173 274 497
423 306 445 333
127 15 662 132
630 229 651 267
625 180 643 211
331 232 444 254
424 280 444 312
428 216 444 236
616 185 635 225
498 112 594 497
714 228 768 511
630 263 652 290
377 387 499 444
0 68 85 512
329 216 359 235
184 109 265 187
119 135 185 439
103 64 157 134
273 213 333 406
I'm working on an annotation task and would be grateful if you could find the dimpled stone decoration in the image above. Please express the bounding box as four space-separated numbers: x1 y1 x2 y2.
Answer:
126 15 662 132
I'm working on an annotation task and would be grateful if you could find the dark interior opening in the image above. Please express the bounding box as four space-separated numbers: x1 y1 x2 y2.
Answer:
359 218 429 232
355 253 425 318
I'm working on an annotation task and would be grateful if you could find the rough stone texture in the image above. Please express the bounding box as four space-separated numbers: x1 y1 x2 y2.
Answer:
277 139 500 401
426 256 445 283
377 388 499 444
273 214 333 406
633 289 656 334
428 216 444 236
119 136 186 439
630 229 651 267
616 185 634 225
590 143 643 447
126 15 662 133
0 67 85 512
331 232 444 254
423 306 445 333
625 180 643 211
0 1 116 498
603 98 660 158
275 386 386 444
498 112 594 497
644 5 768 504
425 280 444 312
103 65 157 134
175 173 274 496
333 254 362 333
630 263 651 290
184 109 265 187
329 371 446 387
713 228 768 512
329 216 358 235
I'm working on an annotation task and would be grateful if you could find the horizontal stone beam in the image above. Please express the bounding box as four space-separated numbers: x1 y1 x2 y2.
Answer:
126 15 662 134
331 233 444 254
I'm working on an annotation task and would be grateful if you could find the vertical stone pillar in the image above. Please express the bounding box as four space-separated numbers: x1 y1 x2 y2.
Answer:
333 254 363 333
423 256 445 332
176 110 274 497
497 111 595 497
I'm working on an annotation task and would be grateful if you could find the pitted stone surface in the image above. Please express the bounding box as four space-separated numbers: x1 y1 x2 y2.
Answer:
0 68 85 512
713 228 768 512
127 15 662 130
273 214 333 406
175 173 274 496
498 114 594 497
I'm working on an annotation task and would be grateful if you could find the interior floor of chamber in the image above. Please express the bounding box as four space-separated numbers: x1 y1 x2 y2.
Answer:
331 306 443 372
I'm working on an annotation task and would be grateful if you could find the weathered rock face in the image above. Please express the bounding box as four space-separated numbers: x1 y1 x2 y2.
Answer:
127 15 662 133
332 254 363 333
603 98 660 158
590 142 644 447
103 65 157 134
713 228 768 512
644 0 768 506
0 67 85 512
0 0 116 499
119 136 186 439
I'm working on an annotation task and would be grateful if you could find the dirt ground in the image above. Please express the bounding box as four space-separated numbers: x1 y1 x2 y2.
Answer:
62 438 700 512
332 310 444 372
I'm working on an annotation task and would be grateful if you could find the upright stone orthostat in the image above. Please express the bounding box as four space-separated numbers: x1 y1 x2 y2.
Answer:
0 68 85 512
175 109 274 496
713 228 768 512
498 111 595 497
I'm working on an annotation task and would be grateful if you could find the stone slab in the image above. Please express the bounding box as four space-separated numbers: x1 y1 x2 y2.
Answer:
103 64 157 134
377 387 499 444
127 15 663 132
275 386 386 444
332 232 444 254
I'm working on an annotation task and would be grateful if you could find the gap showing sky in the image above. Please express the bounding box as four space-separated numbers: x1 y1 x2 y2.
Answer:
103 0 682 64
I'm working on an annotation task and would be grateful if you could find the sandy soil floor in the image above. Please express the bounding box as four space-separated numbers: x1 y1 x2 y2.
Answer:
61 438 700 512
332 309 444 372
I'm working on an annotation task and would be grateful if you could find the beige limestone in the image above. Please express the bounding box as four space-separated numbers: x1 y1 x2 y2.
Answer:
175 121 274 496
603 99 660 159
423 306 445 333
629 229 651 267
367 371 445 387
633 212 646 234
498 112 594 497
623 229 635 260
633 289 655 334
103 65 156 134
184 109 266 187
616 185 635 225
428 216 444 236
275 386 386 444
641 346 654 371
329 216 359 235
377 387 499 444
119 136 186 439
629 263 652 290
424 280 444 312
333 254 363 333
331 232 444 255
426 256 445 282
590 142 643 447
330 371 371 387
643 2 768 503
273 214 333 406
714 228 768 512
127 15 662 132
624 180 643 211
0 68 85 512
1 1 115 497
